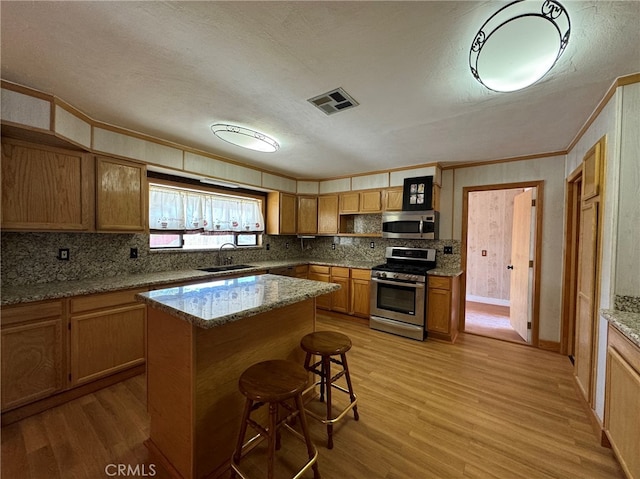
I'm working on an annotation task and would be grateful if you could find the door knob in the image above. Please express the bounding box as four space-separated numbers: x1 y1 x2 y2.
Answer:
507 265 514 270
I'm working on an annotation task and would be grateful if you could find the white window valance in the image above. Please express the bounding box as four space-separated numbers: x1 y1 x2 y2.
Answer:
149 185 264 234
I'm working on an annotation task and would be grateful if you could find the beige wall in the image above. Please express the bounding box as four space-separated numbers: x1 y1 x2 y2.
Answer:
441 155 566 342
466 189 523 303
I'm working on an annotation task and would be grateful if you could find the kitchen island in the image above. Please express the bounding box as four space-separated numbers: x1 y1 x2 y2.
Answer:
136 274 339 479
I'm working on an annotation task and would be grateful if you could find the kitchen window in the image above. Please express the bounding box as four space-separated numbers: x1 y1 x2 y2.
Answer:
149 183 264 250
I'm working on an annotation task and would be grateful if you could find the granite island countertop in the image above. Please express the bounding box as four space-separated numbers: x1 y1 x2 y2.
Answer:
601 309 640 348
136 274 340 329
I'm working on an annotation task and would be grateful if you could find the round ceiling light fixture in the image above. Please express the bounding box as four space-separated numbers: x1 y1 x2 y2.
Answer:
469 0 570 92
211 124 280 152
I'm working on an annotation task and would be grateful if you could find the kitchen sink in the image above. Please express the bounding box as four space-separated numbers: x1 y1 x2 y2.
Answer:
198 264 254 273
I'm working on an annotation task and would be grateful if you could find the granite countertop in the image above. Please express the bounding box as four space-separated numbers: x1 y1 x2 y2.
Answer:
136 274 340 329
0 259 378 306
428 267 463 277
601 309 640 348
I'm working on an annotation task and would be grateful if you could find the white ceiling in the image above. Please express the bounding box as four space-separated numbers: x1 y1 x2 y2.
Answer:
1 1 639 179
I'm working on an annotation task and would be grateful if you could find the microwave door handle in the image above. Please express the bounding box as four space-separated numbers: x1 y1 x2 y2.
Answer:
419 219 424 238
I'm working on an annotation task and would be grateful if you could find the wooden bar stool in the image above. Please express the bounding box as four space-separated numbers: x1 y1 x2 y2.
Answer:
231 359 320 479
300 331 359 449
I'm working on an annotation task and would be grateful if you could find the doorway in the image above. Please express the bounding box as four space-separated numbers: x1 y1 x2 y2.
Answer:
461 182 543 347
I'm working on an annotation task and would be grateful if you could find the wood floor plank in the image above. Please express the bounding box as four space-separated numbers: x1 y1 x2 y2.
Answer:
0 314 625 479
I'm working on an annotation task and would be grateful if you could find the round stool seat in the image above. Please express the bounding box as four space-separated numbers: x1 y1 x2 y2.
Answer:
239 359 308 403
300 331 352 356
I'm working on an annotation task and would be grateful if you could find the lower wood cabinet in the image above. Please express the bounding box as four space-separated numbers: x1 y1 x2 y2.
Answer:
330 267 350 314
426 275 460 342
1 300 66 410
350 269 371 318
69 289 146 386
604 324 640 479
308 265 331 310
295 264 309 279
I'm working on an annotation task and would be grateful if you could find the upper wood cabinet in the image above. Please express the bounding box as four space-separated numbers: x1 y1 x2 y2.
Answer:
1 300 66 411
339 190 382 214
317 195 339 235
384 187 404 211
297 196 318 234
267 192 297 235
582 138 603 201
1 139 94 231
96 156 147 232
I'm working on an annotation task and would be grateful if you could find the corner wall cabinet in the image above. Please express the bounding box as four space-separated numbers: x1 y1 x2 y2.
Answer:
1 300 66 411
604 324 640 479
1 138 94 231
426 275 460 342
96 156 147 232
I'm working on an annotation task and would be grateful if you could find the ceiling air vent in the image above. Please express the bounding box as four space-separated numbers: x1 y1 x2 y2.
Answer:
307 87 359 115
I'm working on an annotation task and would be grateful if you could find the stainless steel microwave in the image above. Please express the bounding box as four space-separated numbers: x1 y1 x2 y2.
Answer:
381 211 439 239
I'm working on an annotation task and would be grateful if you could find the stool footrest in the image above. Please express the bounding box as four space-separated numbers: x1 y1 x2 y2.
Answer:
303 380 358 425
231 423 319 479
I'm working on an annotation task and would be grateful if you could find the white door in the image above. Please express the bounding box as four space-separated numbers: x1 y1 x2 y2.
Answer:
509 189 533 342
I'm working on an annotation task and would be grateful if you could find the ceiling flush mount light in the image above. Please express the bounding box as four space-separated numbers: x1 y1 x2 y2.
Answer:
469 0 570 92
210 124 279 152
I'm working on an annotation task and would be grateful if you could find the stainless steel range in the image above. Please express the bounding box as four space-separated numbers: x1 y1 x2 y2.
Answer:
370 247 437 341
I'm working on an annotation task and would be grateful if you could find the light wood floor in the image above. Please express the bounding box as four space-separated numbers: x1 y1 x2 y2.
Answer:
1 314 624 479
465 301 527 344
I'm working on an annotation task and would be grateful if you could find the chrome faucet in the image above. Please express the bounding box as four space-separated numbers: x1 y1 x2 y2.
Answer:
217 242 237 265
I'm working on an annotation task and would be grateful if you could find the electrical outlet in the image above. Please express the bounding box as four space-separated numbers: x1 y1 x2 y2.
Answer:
331 243 336 250
444 246 453 254
370 242 375 249
285 242 289 249
130 247 138 259
58 248 69 260
266 243 270 250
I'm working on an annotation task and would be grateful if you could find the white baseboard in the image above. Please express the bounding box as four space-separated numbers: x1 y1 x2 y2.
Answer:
466 295 510 307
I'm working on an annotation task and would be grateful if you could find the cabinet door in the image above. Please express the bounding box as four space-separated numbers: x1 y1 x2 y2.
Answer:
1 139 94 231
308 272 331 310
1 301 65 411
605 346 640 479
294 265 309 279
360 190 382 213
384 188 404 211
427 287 451 334
350 278 371 318
96 156 147 232
266 192 296 235
582 140 602 200
339 192 360 214
297 196 318 234
331 276 350 313
317 195 339 234
70 303 146 386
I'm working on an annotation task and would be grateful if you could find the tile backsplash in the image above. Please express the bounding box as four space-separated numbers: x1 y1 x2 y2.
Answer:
1 232 461 286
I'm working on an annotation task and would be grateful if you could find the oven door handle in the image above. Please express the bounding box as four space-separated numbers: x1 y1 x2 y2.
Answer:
371 277 425 289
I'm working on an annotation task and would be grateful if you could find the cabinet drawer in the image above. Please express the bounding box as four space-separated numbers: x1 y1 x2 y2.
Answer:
309 265 330 274
351 268 371 280
295 265 309 274
428 276 451 290
331 266 350 278
1 300 63 327
71 288 147 314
